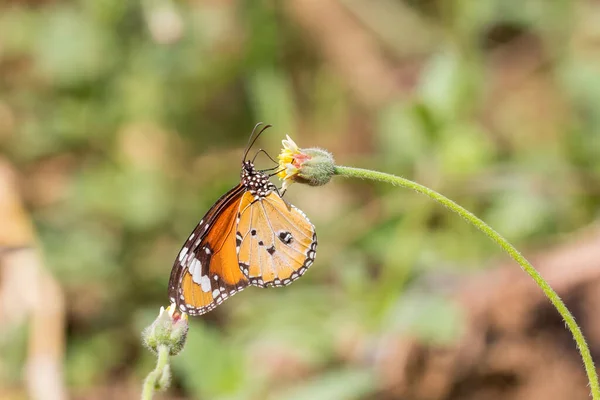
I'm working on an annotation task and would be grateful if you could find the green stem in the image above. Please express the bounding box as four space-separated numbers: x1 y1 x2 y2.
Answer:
141 345 171 400
333 165 599 399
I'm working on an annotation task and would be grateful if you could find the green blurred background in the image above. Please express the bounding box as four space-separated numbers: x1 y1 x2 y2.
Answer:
1 0 600 399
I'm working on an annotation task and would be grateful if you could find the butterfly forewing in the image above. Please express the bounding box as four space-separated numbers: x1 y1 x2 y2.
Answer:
236 191 317 287
168 185 249 316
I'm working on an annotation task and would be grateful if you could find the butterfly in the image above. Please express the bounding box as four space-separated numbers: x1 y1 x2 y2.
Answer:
168 124 317 316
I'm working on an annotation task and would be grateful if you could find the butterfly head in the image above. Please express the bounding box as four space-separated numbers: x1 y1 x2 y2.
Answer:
241 160 276 198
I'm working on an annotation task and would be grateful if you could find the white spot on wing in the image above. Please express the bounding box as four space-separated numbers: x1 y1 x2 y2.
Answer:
178 247 188 262
200 275 211 292
212 289 220 298
192 264 203 285
189 257 201 276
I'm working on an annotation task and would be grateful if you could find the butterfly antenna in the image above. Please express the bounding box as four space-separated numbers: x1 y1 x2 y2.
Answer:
243 123 272 162
243 122 263 161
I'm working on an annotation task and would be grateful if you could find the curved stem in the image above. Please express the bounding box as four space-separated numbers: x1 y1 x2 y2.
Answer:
141 345 171 400
333 165 599 399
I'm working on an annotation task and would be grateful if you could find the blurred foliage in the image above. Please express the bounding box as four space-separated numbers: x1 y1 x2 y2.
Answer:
1 0 599 399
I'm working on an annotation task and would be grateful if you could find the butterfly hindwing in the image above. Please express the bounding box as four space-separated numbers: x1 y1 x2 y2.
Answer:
168 185 249 316
236 191 317 287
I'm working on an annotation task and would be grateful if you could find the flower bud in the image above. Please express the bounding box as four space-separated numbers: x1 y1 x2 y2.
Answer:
142 304 189 356
278 136 335 190
292 147 335 187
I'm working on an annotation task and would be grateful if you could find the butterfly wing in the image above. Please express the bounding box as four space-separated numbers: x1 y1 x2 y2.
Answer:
236 191 317 287
168 185 249 316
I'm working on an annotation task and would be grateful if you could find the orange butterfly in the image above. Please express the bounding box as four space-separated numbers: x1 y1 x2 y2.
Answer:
168 124 317 316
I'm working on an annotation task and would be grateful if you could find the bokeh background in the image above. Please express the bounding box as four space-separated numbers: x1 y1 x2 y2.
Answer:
1 0 600 399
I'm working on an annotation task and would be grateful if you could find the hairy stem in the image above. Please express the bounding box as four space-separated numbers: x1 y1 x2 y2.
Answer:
141 345 171 400
333 165 599 399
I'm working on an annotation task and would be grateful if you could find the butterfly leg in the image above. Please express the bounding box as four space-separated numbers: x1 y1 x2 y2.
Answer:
252 149 279 166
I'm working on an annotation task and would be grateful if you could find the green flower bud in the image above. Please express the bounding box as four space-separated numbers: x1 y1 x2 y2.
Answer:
277 136 335 190
142 305 189 356
294 147 335 187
